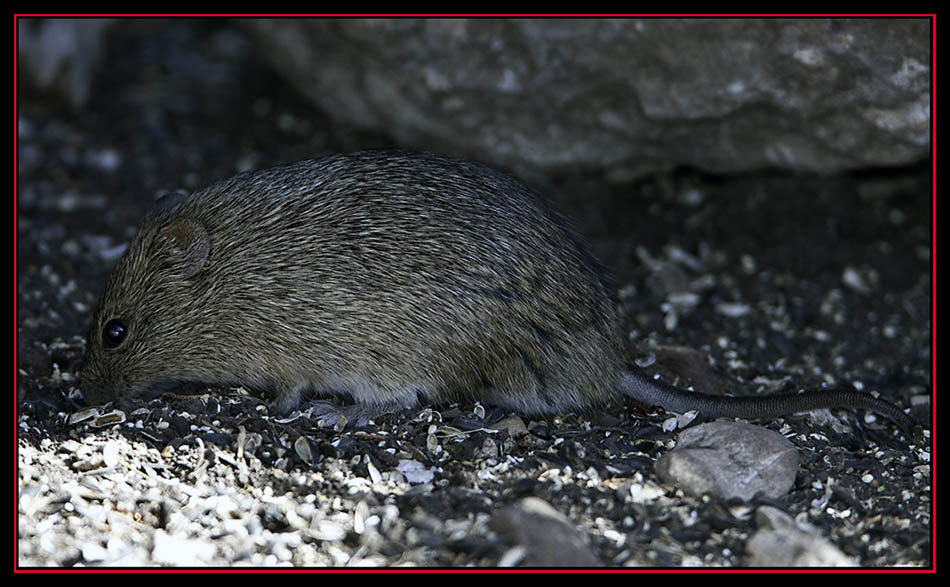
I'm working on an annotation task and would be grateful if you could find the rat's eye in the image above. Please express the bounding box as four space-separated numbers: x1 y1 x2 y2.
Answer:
102 319 129 348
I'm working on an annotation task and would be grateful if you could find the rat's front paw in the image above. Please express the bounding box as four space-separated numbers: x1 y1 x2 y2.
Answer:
305 400 389 430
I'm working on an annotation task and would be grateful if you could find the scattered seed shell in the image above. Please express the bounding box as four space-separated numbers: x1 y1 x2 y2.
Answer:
294 436 313 466
90 409 126 428
67 407 99 426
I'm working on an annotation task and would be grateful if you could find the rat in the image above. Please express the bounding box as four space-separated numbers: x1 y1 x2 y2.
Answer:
79 150 915 432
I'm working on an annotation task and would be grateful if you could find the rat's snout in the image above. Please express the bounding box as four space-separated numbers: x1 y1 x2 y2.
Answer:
80 363 181 408
78 354 124 407
79 371 117 406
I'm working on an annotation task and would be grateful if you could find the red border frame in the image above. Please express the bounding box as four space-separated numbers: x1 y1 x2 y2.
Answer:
13 13 936 574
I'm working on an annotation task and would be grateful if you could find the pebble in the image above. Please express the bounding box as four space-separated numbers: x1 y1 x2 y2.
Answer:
397 459 436 485
489 415 528 438
490 497 602 567
747 506 856 566
655 421 799 500
152 530 217 566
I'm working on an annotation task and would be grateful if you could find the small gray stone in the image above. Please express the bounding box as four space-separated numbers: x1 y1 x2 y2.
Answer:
655 421 799 500
396 459 436 484
489 415 528 438
152 529 218 566
491 497 602 567
747 506 857 566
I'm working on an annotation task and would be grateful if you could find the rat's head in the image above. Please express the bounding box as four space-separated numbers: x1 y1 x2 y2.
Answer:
81 193 213 407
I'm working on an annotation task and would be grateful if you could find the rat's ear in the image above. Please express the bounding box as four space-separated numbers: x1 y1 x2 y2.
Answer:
158 218 210 279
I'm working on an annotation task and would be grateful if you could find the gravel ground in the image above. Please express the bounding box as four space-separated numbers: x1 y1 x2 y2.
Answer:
17 20 933 569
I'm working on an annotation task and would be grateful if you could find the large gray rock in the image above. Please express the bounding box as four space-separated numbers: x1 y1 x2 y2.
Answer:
240 18 931 180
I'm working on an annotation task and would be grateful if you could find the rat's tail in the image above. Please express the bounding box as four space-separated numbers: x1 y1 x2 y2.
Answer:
618 368 916 432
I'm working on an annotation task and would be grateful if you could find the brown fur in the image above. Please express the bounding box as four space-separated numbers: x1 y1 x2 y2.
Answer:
81 150 627 415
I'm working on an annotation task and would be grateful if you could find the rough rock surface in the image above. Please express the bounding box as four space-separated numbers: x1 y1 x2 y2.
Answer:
18 18 931 180
238 18 931 180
